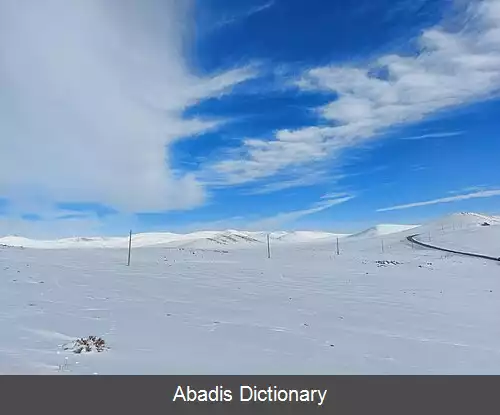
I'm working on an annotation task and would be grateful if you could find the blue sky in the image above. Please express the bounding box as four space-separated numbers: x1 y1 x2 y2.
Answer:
1 0 500 237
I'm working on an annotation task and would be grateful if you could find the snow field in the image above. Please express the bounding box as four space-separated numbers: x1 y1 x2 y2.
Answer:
1 212 499 374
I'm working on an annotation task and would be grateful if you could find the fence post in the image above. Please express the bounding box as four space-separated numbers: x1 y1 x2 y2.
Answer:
336 237 340 255
267 233 271 259
127 230 132 266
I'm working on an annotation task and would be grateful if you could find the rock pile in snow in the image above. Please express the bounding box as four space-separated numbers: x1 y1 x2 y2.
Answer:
375 260 402 267
63 336 108 354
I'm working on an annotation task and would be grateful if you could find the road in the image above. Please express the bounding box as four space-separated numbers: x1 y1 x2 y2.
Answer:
407 234 500 262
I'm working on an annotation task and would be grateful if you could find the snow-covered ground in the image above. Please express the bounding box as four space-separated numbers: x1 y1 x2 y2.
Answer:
410 213 500 258
1 212 499 374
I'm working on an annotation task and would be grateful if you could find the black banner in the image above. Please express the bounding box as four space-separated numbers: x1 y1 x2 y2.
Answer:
2 376 499 414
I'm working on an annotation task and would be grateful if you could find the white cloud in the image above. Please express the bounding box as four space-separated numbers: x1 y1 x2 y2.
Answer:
250 194 355 230
0 0 255 213
210 0 500 186
377 189 500 212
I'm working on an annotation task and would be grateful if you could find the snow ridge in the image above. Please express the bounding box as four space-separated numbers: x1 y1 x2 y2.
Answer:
1 212 498 249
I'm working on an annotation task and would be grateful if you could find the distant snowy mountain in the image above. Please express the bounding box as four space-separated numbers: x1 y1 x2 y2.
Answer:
1 212 498 249
270 231 349 242
173 230 262 249
346 212 500 241
348 224 420 239
0 229 343 249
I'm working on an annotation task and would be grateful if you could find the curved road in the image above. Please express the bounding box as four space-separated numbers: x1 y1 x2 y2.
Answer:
407 234 500 262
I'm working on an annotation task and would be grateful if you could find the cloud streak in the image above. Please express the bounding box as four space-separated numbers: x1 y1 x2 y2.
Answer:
215 1 276 28
209 0 500 187
377 189 500 212
251 193 355 229
399 131 464 140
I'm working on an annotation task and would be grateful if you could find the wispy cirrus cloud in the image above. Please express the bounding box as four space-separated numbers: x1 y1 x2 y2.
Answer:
448 185 489 194
0 0 255 214
399 131 464 140
209 0 500 187
243 170 346 195
215 1 276 28
377 189 500 212
250 193 355 229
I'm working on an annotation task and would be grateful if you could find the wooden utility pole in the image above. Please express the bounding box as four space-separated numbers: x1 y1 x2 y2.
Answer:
336 237 340 255
267 233 271 259
127 230 132 266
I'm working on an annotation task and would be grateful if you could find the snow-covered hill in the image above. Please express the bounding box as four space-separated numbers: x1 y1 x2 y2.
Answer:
344 212 500 242
1 212 498 251
271 231 349 242
0 229 348 250
415 212 500 233
348 224 419 239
